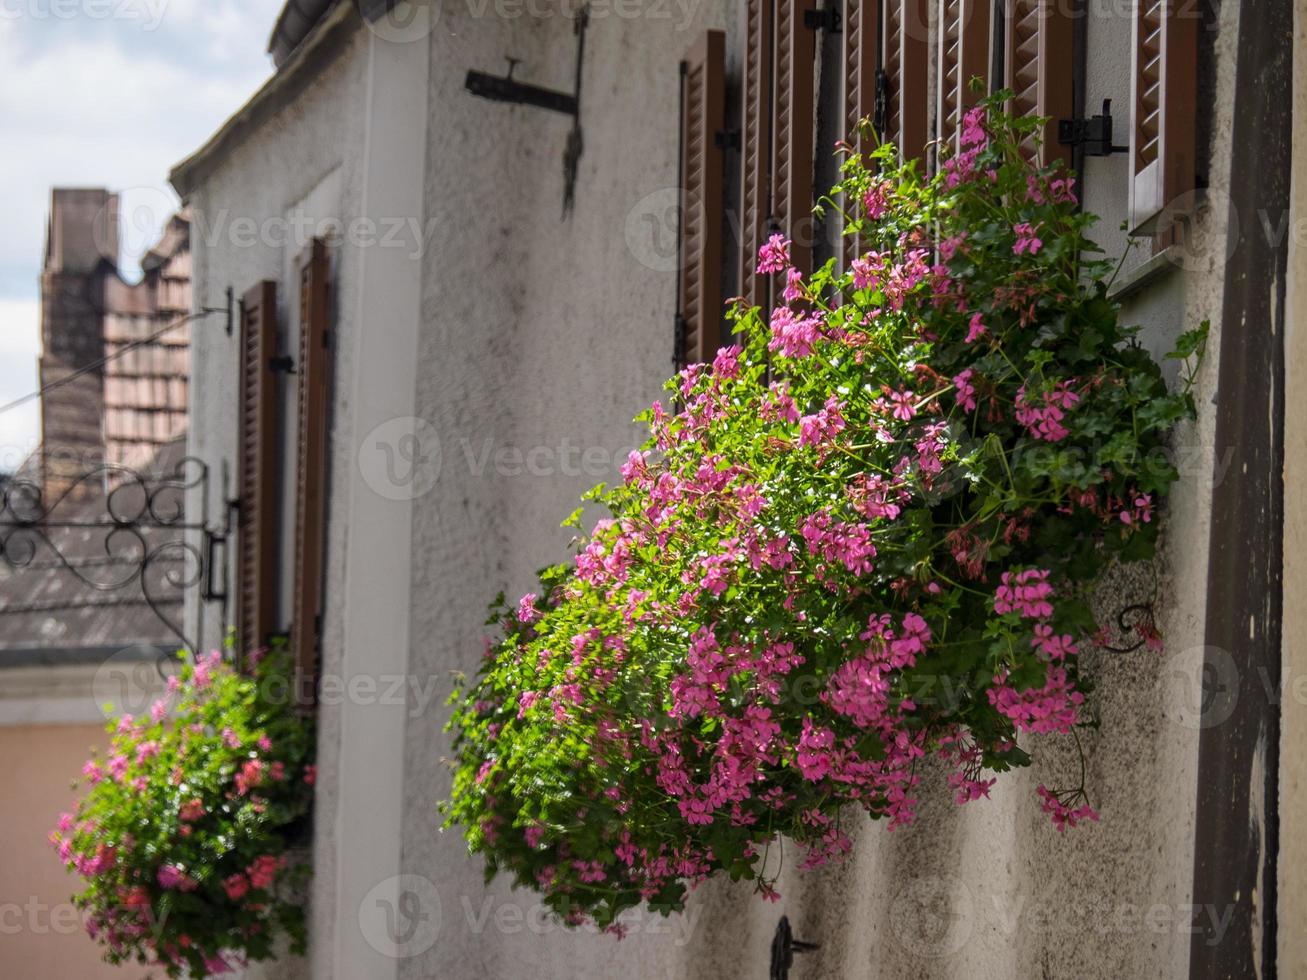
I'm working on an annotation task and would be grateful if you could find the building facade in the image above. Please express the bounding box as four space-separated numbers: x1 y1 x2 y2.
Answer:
170 1 1300 977
36 190 191 499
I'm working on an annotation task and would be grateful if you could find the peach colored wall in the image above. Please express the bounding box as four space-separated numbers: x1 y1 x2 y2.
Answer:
0 724 142 978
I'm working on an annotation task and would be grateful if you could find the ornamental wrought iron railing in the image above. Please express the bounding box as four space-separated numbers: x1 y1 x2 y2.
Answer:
0 456 228 665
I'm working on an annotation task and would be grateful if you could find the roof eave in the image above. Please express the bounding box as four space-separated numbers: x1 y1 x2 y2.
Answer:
170 0 361 200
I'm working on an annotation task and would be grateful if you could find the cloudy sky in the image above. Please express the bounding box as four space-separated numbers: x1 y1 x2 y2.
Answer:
0 0 280 468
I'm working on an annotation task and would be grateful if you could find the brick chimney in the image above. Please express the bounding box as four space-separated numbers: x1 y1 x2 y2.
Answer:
38 188 117 503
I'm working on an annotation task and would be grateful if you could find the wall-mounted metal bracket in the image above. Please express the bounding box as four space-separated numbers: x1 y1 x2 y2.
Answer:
770 916 819 980
715 128 742 151
268 355 296 374
465 5 590 215
466 57 578 116
1058 98 1129 157
202 530 228 604
203 286 235 337
803 3 841 31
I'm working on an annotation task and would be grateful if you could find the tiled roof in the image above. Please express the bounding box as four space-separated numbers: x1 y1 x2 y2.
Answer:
103 212 191 474
268 0 335 67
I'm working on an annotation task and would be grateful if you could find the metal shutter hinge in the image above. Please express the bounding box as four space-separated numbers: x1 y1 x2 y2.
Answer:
803 3 841 31
873 69 890 136
1057 99 1129 157
673 312 688 371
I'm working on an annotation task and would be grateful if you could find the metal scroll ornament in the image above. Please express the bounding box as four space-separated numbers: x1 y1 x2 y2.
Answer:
0 456 227 660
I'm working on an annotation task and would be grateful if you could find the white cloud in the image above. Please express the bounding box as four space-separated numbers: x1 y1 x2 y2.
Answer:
0 2 280 450
0 299 40 357
0 298 42 467
151 0 274 62
0 21 273 282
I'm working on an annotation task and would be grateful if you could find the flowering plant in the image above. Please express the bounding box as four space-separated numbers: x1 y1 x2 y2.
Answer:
442 99 1206 931
52 647 315 977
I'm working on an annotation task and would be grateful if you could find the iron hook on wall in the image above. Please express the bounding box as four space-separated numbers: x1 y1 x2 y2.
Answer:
770 915 819 979
205 285 234 337
464 4 590 215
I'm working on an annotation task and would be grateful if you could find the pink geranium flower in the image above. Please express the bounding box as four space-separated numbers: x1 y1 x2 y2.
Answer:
223 873 250 901
1013 222 1043 255
178 799 204 823
157 864 196 892
755 233 791 275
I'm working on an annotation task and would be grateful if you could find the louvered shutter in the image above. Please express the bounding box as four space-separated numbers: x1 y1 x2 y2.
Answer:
771 0 818 291
1005 0 1074 168
1128 0 1197 233
677 30 726 367
843 0 879 159
291 240 331 693
883 0 930 165
841 0 879 267
739 0 774 309
237 281 279 655
937 0 991 154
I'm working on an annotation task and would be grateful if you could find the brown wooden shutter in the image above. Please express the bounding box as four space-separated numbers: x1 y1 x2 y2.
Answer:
843 0 879 159
883 0 930 164
677 30 726 367
1005 0 1074 168
237 281 279 654
937 0 991 154
841 0 879 267
771 0 818 289
291 239 331 690
739 0 774 309
1128 0 1197 233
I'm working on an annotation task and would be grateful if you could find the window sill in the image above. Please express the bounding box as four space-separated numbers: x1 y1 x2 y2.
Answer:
1107 245 1182 302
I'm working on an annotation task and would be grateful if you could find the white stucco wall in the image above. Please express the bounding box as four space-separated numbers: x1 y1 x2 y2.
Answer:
178 0 1249 975
182 20 372 979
